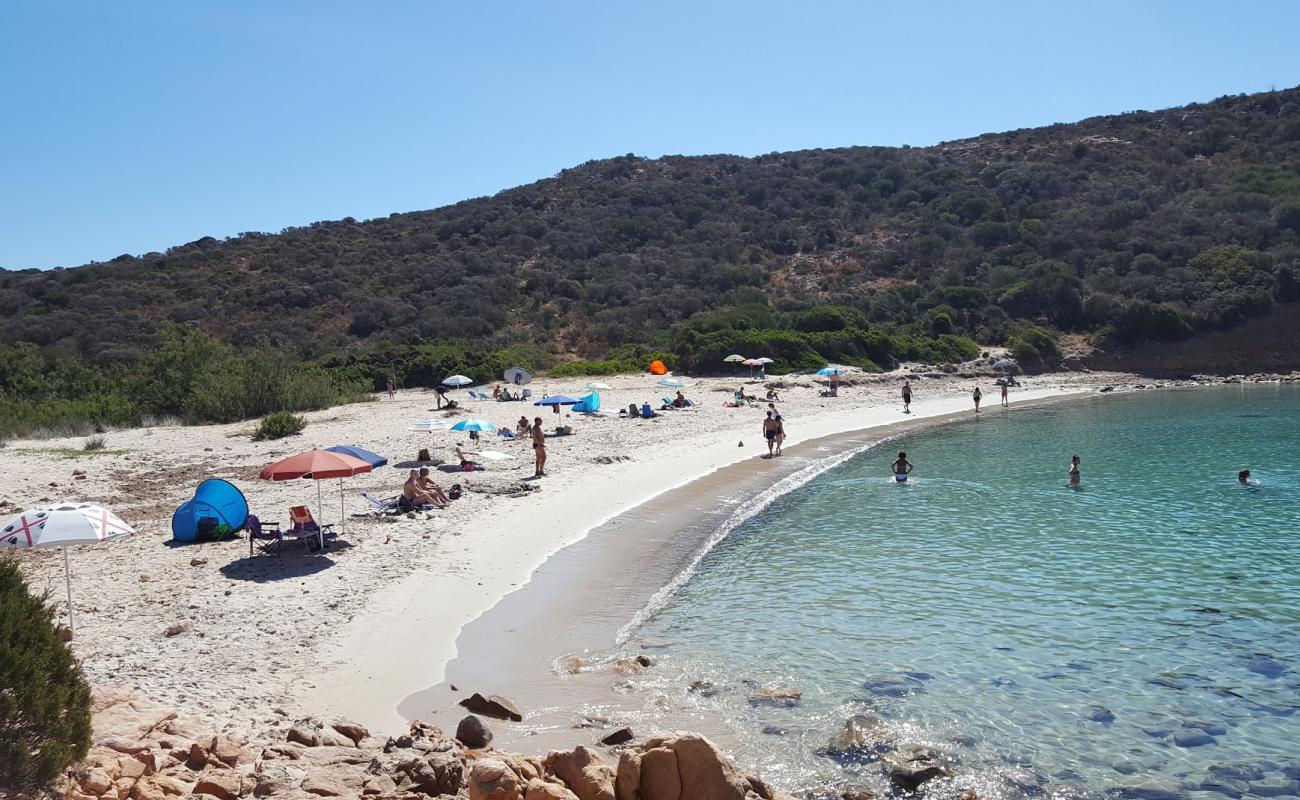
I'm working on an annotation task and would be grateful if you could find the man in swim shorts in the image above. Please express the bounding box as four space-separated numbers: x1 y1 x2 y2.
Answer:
902 380 912 413
891 451 913 482
762 411 779 457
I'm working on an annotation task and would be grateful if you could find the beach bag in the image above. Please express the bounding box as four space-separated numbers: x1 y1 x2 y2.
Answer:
448 484 463 500
397 495 415 512
418 448 432 462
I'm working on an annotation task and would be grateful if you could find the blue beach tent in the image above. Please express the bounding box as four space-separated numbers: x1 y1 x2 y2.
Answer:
571 391 601 413
171 479 249 542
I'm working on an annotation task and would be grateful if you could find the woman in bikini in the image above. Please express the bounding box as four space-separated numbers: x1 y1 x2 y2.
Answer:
891 451 913 482
531 417 547 477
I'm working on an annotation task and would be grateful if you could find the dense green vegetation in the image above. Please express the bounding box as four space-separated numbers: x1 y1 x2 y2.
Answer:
2 86 1299 434
254 411 307 440
0 558 92 794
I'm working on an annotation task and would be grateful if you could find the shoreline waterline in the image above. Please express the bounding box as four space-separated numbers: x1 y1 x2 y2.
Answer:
399 387 1109 752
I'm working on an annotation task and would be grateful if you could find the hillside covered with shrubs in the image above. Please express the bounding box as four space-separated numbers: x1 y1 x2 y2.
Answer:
2 85 1300 433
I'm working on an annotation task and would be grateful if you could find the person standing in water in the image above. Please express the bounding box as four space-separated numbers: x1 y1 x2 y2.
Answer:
1068 454 1081 487
902 380 913 414
762 411 780 457
891 451 914 482
1239 469 1252 485
1001 382 1009 408
972 386 982 413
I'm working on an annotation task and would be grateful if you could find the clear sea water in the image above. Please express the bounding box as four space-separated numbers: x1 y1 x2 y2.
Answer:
632 387 1300 799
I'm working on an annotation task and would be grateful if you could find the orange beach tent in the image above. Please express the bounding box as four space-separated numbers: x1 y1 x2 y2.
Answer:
648 360 668 375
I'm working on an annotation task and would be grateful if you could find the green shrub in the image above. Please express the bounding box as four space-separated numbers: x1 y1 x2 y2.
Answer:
0 557 92 794
82 435 106 451
254 411 306 440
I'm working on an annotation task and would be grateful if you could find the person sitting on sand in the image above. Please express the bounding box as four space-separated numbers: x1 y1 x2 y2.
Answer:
404 469 446 509
765 388 780 402
673 391 688 408
763 411 780 457
516 416 531 437
415 467 451 506
492 384 502 400
891 451 913 482
454 446 483 471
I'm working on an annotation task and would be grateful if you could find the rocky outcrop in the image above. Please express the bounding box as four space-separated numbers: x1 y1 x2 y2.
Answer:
460 693 525 722
57 687 793 800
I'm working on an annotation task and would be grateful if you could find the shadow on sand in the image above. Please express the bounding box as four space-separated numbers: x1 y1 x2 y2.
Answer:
220 540 355 583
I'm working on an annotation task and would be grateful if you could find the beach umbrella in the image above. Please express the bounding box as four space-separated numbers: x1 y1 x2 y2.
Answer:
816 367 844 377
259 449 372 543
2 502 135 637
723 355 746 363
992 358 1019 373
755 357 774 365
658 378 686 388
449 418 498 432
585 381 612 390
535 395 580 406
741 358 763 366
325 445 388 468
410 419 453 432
503 367 533 386
442 375 473 387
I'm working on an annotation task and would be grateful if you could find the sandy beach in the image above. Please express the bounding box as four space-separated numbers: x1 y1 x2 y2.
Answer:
2 368 1145 748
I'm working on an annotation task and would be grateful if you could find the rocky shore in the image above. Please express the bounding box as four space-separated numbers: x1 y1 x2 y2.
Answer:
50 686 798 800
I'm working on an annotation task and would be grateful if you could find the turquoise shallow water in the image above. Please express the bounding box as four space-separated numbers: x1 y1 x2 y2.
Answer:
633 387 1300 799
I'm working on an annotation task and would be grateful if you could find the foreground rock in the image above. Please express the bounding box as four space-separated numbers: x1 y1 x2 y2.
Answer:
54 686 794 800
460 692 525 722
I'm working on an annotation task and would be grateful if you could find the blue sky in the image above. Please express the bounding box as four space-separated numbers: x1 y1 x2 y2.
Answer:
3 1 1299 270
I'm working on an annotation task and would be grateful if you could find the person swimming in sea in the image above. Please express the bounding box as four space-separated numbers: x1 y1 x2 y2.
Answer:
891 451 913 482
1238 469 1257 486
1068 454 1081 487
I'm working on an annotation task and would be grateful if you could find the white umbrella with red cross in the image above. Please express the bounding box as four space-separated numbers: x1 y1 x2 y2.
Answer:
1 502 136 637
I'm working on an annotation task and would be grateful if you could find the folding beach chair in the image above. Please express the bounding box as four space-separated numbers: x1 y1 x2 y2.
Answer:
247 515 284 556
288 506 336 550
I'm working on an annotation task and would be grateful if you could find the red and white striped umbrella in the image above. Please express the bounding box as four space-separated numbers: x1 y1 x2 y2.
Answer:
2 502 136 637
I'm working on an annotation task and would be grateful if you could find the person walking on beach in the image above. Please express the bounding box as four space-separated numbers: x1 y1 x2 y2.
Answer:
774 408 786 456
1068 454 1081 487
387 376 396 399
762 411 780 458
1001 382 1009 408
902 379 912 414
531 416 547 477
892 451 913 482
972 386 982 413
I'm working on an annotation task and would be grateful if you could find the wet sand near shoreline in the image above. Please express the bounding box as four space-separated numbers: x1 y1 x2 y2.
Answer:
401 391 1103 753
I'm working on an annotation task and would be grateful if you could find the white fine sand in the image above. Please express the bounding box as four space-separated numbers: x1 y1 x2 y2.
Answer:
0 368 1139 741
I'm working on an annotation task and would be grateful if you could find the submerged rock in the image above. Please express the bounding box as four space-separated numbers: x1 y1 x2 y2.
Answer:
861 675 925 698
1246 654 1288 679
1172 730 1216 748
747 687 802 708
1088 706 1116 725
819 715 892 764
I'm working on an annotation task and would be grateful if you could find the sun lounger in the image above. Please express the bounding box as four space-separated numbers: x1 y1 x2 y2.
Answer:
467 389 491 400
